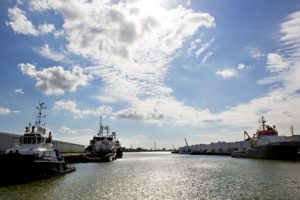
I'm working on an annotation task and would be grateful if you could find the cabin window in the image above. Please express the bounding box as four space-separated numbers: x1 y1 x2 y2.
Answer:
37 137 42 144
23 137 28 144
32 137 36 144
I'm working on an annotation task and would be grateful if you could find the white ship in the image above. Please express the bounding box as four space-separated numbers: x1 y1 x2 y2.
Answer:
85 116 122 161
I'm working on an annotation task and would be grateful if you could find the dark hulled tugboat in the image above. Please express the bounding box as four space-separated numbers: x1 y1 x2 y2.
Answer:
0 103 75 185
231 116 300 160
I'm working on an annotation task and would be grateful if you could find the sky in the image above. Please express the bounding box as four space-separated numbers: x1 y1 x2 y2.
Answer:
1 0 300 149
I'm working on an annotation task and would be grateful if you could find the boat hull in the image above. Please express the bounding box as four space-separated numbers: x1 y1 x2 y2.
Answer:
231 141 300 160
84 150 116 162
0 153 75 185
116 148 123 158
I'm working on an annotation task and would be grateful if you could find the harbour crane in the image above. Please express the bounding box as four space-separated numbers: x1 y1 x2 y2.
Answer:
184 138 191 152
244 131 256 149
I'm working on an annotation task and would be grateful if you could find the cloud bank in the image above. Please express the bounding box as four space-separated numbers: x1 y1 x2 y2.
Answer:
8 1 300 132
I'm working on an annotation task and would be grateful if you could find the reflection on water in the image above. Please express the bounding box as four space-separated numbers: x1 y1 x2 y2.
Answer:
1 152 300 199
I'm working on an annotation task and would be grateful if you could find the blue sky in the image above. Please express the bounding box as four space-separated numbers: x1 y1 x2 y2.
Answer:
1 0 300 149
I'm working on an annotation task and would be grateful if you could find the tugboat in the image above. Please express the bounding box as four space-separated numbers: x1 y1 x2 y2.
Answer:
85 116 122 162
0 103 75 185
231 116 300 160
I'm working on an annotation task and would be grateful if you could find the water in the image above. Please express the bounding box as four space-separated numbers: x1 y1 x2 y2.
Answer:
1 152 300 200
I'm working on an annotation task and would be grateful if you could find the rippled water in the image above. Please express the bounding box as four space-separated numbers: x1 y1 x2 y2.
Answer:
1 152 300 199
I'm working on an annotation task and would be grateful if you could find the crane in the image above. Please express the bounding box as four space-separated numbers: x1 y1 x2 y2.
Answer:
244 131 256 149
184 138 191 152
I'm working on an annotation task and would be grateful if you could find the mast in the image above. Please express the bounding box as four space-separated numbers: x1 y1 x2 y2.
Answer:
106 126 110 137
97 116 110 137
35 102 46 129
261 116 266 130
98 116 104 137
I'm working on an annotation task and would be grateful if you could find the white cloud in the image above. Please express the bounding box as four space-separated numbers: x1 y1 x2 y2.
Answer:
237 63 246 70
58 126 94 135
266 53 289 73
38 23 55 34
257 53 290 85
215 10 300 132
0 107 20 115
14 88 24 94
29 0 52 11
18 63 90 95
53 100 113 118
188 38 202 54
6 6 55 36
280 11 300 46
133 134 148 140
246 46 265 59
8 1 300 135
36 44 66 62
201 51 213 63
195 39 214 57
52 0 215 125
185 0 192 7
216 68 238 79
6 7 38 36
114 97 214 127
257 11 300 94
59 126 77 134
14 0 217 126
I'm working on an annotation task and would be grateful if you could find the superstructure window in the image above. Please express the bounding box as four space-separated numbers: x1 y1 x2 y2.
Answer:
37 137 42 144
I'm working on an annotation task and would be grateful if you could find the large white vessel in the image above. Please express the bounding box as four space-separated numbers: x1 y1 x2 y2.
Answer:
85 116 122 161
0 103 75 185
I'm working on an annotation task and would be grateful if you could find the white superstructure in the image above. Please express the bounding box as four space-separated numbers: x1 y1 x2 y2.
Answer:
5 102 60 161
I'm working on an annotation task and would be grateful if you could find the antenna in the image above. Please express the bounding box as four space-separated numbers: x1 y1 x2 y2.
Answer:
258 116 266 130
98 115 104 137
107 125 110 136
35 102 47 128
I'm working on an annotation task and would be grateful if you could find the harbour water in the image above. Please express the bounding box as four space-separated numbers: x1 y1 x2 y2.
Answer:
1 152 300 199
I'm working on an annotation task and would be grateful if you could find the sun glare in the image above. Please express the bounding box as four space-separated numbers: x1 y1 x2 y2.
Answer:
136 0 170 15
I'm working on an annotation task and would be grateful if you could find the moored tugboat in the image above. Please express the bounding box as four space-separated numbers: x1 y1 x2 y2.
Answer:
85 116 122 162
0 103 75 185
231 116 300 160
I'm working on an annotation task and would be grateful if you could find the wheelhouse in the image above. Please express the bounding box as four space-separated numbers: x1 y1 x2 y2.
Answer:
20 134 46 145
